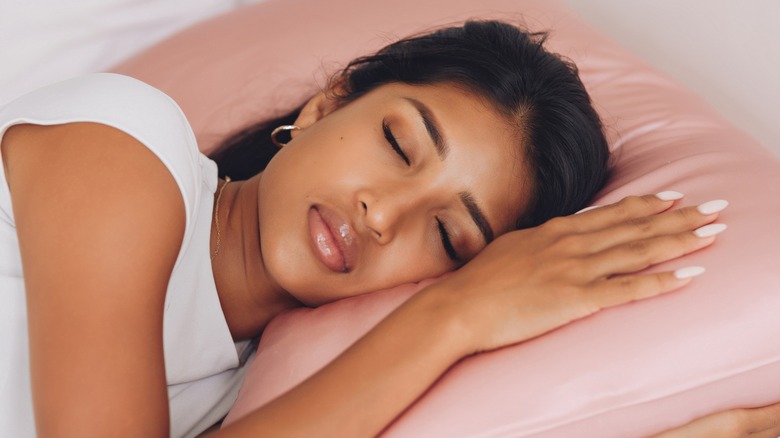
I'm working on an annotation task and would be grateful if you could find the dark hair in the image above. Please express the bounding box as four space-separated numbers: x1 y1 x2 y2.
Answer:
209 20 610 229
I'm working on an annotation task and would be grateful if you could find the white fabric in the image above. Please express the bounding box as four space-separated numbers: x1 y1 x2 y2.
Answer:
0 73 250 438
0 0 239 106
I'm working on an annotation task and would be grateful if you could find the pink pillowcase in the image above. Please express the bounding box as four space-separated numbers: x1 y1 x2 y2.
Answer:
112 0 780 436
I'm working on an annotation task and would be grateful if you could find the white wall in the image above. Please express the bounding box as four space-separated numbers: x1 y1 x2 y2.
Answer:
566 0 780 157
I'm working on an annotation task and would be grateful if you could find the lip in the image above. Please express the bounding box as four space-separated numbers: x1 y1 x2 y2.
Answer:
307 205 359 273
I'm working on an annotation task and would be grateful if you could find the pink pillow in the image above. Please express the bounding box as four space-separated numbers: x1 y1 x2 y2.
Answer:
112 0 780 436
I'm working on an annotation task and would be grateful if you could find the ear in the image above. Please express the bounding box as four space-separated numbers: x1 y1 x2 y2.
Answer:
291 84 345 138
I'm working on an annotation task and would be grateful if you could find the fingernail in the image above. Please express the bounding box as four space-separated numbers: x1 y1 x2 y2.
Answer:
693 223 727 238
656 191 684 201
697 200 729 215
575 205 600 214
674 266 706 279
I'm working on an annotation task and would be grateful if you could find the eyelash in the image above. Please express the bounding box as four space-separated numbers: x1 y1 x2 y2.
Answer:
382 120 411 166
437 219 461 263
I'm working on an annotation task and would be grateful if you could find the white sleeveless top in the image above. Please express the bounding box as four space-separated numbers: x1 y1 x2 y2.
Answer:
0 73 253 438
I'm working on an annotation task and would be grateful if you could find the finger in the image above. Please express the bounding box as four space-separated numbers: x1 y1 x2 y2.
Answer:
565 192 684 233
581 202 728 254
743 402 780 435
586 229 719 278
590 267 703 309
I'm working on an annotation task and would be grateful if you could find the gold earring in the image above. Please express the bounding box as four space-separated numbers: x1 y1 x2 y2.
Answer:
271 125 301 148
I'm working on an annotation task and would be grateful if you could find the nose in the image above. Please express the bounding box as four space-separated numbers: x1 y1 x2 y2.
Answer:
359 191 411 245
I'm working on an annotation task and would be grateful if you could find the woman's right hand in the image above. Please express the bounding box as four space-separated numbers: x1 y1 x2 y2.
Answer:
430 192 727 354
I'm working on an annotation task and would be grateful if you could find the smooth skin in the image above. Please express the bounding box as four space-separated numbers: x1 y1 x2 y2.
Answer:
2 82 778 437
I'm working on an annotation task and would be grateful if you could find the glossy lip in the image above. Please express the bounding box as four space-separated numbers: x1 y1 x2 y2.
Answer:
307 205 359 273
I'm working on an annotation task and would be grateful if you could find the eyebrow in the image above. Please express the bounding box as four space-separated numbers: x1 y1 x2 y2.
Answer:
460 191 495 244
403 97 448 159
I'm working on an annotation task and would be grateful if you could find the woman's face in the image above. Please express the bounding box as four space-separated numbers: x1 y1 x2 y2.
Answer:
257 82 529 306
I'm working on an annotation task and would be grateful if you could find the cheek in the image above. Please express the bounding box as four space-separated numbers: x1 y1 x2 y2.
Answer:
358 235 455 288
256 200 311 295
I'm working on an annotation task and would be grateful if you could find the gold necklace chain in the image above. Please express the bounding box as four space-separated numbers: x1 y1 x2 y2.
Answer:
212 176 232 261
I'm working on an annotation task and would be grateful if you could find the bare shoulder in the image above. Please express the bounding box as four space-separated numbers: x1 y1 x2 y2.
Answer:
3 121 185 240
4 120 186 257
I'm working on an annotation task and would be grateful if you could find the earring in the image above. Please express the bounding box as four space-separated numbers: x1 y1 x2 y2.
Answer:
271 125 301 148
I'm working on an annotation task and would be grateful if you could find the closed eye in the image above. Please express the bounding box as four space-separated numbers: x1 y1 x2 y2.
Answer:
436 218 461 263
382 120 410 166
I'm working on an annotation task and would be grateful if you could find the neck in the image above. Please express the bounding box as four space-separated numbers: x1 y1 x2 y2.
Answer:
210 174 302 341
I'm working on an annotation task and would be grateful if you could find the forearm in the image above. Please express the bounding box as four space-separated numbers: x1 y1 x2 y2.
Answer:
214 284 469 437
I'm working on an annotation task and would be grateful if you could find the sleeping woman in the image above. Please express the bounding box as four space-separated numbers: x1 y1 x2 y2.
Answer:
1 20 778 437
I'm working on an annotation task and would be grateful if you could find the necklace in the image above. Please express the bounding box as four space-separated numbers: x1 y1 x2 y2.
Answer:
212 176 232 261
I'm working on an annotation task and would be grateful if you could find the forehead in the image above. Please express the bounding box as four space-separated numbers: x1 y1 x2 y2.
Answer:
364 82 531 235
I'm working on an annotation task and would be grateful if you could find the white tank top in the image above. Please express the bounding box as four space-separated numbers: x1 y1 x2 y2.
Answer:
0 73 253 438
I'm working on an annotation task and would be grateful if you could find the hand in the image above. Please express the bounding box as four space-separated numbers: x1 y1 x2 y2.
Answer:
431 192 727 354
653 402 780 438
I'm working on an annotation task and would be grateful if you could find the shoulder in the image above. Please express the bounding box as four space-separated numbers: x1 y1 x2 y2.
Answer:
5 121 186 315
4 121 186 246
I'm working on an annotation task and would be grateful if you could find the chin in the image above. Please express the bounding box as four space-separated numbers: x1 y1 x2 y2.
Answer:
260 242 335 307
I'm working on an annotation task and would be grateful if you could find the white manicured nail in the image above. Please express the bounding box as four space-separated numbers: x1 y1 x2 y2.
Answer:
575 205 600 214
655 191 684 201
694 223 727 238
697 200 729 215
674 266 706 279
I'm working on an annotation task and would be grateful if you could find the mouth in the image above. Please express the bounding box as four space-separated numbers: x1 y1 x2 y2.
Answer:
307 205 358 273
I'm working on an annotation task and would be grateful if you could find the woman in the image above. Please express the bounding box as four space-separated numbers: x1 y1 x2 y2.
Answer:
1 20 777 437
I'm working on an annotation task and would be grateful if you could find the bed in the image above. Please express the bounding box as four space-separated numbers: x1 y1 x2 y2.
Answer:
4 0 779 436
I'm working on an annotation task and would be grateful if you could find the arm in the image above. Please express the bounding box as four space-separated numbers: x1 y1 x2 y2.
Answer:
215 194 723 437
4 122 185 437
